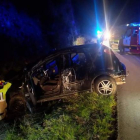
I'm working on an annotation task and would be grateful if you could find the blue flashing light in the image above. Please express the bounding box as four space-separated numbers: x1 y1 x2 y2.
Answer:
97 30 101 34
97 30 102 39
129 23 140 27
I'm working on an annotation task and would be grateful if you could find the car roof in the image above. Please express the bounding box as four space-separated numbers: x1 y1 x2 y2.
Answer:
56 43 99 52
30 43 101 71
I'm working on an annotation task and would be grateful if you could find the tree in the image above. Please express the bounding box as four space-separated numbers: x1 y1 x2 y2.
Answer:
0 1 78 76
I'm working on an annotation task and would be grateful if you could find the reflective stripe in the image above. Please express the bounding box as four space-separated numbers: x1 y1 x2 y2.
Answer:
0 92 5 102
0 82 12 100
0 100 7 115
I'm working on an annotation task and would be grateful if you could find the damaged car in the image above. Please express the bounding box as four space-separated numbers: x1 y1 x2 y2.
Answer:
6 43 126 115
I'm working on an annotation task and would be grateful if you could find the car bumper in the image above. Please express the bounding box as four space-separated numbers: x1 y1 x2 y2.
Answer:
116 76 126 85
115 62 128 85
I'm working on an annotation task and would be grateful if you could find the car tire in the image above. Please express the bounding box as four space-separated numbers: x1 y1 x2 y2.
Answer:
9 94 26 117
94 76 117 95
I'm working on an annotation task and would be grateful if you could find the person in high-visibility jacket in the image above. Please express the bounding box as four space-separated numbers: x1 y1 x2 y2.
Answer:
0 81 12 120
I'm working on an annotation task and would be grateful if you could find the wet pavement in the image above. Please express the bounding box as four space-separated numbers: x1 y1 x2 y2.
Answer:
115 51 140 140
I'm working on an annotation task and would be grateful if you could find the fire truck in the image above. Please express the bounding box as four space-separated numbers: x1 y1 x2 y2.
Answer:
119 23 140 54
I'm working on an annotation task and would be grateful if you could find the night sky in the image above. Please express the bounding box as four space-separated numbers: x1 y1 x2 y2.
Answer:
106 0 140 25
3 0 140 33
72 0 140 32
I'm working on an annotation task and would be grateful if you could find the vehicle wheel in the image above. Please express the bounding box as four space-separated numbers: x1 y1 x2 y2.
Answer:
94 76 117 95
119 46 124 55
9 94 26 117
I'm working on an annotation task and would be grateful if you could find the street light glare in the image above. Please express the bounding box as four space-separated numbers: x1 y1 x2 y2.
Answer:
104 30 111 40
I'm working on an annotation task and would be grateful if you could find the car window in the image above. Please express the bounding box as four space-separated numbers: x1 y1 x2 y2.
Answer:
71 53 79 64
44 60 59 76
31 57 61 93
71 53 76 58
83 47 102 62
32 59 59 81
71 53 87 66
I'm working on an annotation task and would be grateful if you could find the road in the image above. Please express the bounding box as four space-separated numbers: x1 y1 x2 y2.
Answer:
114 51 140 140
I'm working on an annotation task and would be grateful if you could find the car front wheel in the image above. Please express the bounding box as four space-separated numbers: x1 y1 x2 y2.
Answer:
94 76 117 95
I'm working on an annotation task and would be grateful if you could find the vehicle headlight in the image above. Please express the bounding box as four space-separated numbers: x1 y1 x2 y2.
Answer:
104 31 111 40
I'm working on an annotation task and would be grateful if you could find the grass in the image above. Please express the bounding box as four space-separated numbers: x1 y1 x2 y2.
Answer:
4 92 116 140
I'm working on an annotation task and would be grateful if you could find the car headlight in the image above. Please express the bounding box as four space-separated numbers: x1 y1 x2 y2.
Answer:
104 31 111 40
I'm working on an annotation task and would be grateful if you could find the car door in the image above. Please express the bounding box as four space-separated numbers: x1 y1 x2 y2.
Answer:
61 50 89 93
71 52 87 80
31 55 62 99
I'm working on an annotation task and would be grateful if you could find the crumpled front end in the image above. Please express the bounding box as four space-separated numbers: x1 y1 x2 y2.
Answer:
115 62 127 85
0 93 7 120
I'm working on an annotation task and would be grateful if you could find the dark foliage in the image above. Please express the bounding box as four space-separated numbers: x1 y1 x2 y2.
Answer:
0 0 78 78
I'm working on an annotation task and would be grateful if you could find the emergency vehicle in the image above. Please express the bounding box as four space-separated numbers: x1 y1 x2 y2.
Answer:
119 23 140 54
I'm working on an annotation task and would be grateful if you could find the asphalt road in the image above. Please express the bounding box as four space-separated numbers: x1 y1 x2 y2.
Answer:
114 51 140 140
